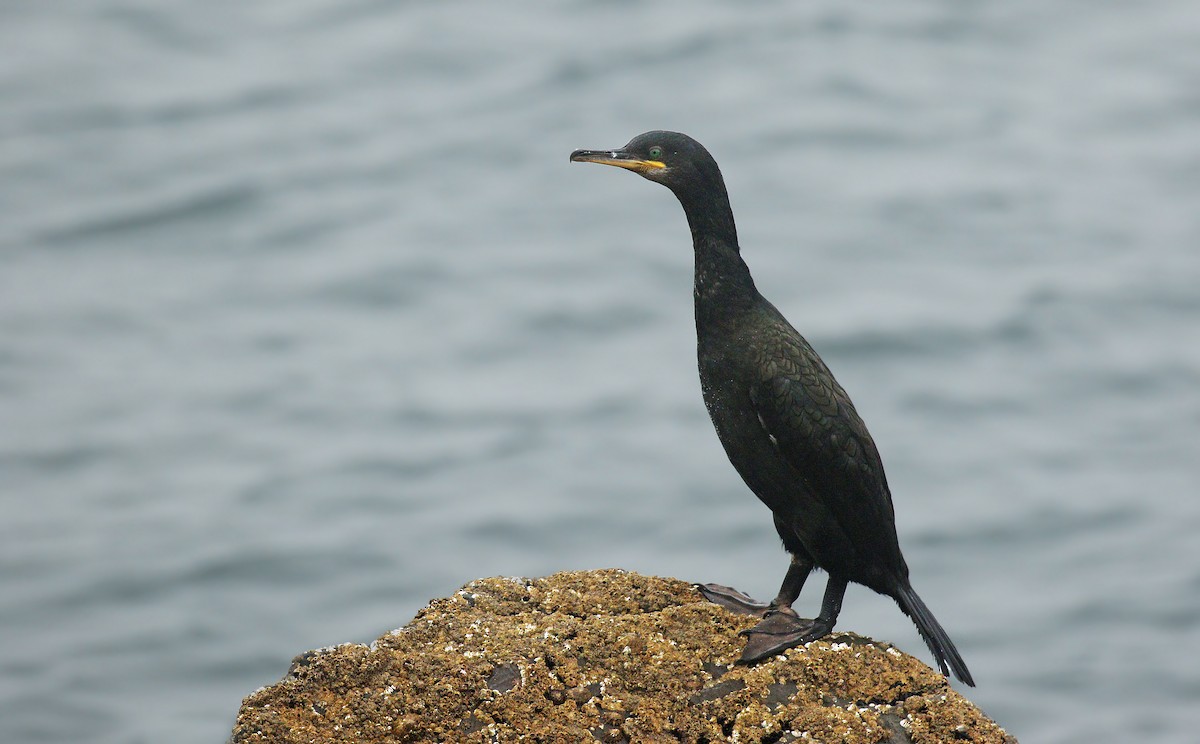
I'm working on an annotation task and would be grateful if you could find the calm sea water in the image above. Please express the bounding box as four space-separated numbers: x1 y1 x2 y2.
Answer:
3 2 1198 742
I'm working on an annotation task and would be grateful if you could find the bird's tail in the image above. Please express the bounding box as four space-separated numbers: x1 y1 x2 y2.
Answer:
893 581 975 686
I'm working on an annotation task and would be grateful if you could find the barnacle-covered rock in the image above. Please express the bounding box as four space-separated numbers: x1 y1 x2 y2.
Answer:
231 569 1013 743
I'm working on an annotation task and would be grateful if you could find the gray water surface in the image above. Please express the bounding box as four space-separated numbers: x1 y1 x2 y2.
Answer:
3 2 1199 742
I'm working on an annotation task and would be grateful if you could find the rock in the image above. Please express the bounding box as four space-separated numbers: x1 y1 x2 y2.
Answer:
230 569 1014 743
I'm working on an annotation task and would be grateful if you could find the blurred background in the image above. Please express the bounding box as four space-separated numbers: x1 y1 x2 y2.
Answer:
2 1 1198 742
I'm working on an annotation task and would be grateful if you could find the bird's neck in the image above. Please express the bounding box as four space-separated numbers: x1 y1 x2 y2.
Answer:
691 231 759 330
671 181 759 329
678 183 738 250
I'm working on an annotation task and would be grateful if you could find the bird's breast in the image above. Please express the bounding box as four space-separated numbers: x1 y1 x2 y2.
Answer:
696 335 765 446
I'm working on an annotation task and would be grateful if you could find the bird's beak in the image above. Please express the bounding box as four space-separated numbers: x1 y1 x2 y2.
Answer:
570 148 666 174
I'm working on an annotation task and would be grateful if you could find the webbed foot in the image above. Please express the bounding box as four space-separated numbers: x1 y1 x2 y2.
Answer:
736 608 834 664
697 583 771 616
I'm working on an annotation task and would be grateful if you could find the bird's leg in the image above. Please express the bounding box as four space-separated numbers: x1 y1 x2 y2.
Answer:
698 554 812 616
804 574 847 639
737 574 849 664
770 554 812 609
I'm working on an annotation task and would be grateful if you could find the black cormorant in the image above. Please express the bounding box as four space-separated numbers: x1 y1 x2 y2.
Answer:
570 131 974 686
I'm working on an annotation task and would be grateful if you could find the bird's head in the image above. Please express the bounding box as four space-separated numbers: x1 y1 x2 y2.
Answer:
570 130 724 198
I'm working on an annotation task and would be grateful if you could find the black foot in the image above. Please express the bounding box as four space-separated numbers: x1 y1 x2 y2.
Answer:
697 583 771 616
737 608 834 664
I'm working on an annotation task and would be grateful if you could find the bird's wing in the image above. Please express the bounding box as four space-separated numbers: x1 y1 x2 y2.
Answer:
748 331 898 540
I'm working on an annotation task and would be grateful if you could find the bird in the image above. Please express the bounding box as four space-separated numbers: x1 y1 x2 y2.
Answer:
569 131 974 686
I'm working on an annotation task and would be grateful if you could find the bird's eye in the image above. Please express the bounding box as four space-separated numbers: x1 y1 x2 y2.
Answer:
649 146 663 160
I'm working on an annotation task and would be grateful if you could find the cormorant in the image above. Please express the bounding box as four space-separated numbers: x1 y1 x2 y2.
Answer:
570 131 974 686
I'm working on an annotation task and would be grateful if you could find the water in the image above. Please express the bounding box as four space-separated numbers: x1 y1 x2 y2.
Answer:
2 1 1198 741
